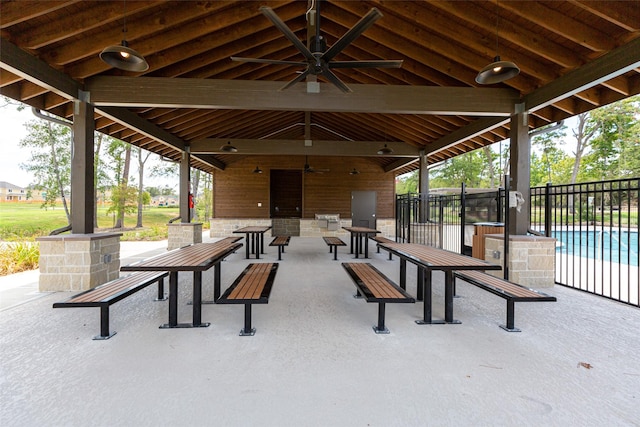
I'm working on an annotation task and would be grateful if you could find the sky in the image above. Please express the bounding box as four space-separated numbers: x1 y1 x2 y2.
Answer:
0 102 175 189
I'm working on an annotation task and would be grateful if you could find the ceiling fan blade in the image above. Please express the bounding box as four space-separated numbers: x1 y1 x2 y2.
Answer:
231 57 307 66
279 68 310 91
321 68 352 93
322 8 382 62
329 60 403 69
260 6 315 61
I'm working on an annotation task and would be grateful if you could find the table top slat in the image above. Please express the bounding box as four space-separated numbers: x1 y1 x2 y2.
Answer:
121 242 241 272
379 243 501 271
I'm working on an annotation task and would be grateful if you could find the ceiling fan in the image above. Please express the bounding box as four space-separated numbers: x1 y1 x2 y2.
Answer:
230 1 403 93
303 156 329 174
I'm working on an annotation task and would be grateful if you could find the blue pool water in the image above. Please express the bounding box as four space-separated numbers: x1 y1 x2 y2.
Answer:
553 230 639 266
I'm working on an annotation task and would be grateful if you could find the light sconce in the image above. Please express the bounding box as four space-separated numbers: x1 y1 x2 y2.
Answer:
221 141 238 153
99 0 149 72
253 166 263 174
349 168 360 175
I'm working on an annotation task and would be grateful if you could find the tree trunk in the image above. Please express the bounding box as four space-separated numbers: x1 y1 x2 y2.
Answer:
114 145 131 229
482 146 496 187
136 147 151 228
94 133 103 227
47 122 71 223
191 169 200 221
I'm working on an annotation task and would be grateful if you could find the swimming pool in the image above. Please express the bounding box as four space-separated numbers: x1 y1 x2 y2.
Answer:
554 230 639 266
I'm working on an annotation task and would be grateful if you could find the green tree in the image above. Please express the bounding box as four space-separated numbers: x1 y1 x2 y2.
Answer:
430 150 484 188
581 96 640 180
105 139 133 229
18 119 72 221
135 147 152 227
395 171 418 194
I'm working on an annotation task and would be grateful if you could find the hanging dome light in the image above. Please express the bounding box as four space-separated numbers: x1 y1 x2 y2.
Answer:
349 168 360 175
475 1 519 85
253 166 263 174
475 56 519 84
100 40 149 72
99 1 148 72
377 144 393 155
221 141 238 153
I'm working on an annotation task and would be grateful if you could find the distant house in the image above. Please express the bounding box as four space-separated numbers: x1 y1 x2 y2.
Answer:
0 181 27 202
0 182 49 202
151 195 178 207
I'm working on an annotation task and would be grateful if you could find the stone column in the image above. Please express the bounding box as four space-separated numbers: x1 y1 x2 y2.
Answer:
484 234 556 288
167 222 202 251
37 233 122 292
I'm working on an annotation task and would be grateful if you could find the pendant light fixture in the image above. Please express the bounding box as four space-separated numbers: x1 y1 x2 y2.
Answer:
349 168 360 175
475 1 519 85
220 141 238 153
100 0 149 72
253 166 263 174
377 144 393 155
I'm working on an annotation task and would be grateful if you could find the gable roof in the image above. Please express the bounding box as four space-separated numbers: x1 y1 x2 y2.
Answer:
2 1 639 176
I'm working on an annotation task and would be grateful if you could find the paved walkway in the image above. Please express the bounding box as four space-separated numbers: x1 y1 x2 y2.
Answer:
1 236 639 426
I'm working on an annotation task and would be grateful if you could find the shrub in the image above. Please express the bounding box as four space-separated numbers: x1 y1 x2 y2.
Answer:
0 242 40 276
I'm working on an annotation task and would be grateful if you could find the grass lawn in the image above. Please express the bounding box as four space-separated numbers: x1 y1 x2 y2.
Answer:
0 202 187 241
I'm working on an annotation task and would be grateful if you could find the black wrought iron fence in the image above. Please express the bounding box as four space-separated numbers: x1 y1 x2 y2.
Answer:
397 177 639 307
531 178 639 307
396 188 503 253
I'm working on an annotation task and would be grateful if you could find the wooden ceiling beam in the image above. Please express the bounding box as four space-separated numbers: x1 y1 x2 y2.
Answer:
523 37 640 112
190 138 419 158
0 38 81 101
427 0 582 69
85 76 519 116
570 1 640 32
498 0 613 52
0 1 80 28
15 1 163 50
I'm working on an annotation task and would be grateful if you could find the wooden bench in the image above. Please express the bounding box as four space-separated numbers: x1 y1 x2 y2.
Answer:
269 236 290 260
453 270 557 332
342 263 415 334
53 271 169 340
216 263 278 336
323 236 346 260
370 235 395 259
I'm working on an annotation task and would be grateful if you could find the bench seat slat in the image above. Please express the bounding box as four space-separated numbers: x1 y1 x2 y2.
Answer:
218 263 278 304
269 236 290 246
342 263 414 303
54 271 167 306
455 270 556 301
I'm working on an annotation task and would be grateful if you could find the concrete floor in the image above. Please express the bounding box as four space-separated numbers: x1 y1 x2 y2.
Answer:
1 236 639 426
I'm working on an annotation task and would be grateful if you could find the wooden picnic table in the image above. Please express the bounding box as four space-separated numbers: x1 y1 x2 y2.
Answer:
377 242 501 325
233 226 272 259
120 241 242 329
342 226 380 259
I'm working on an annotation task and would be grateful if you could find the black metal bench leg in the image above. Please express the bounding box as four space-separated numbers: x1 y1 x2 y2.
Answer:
240 304 256 336
500 300 521 332
155 277 167 301
94 306 116 340
373 302 390 334
333 246 338 261
277 247 282 260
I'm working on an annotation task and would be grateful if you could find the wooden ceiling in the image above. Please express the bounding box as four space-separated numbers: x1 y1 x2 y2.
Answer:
1 0 639 176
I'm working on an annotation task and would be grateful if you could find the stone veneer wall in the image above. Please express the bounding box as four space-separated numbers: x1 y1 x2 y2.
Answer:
271 218 300 236
484 234 556 288
37 233 122 292
209 219 274 237
167 222 202 250
210 218 395 238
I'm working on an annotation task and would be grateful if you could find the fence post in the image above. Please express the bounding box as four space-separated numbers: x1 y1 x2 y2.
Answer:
503 175 510 280
545 182 552 237
460 183 466 255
